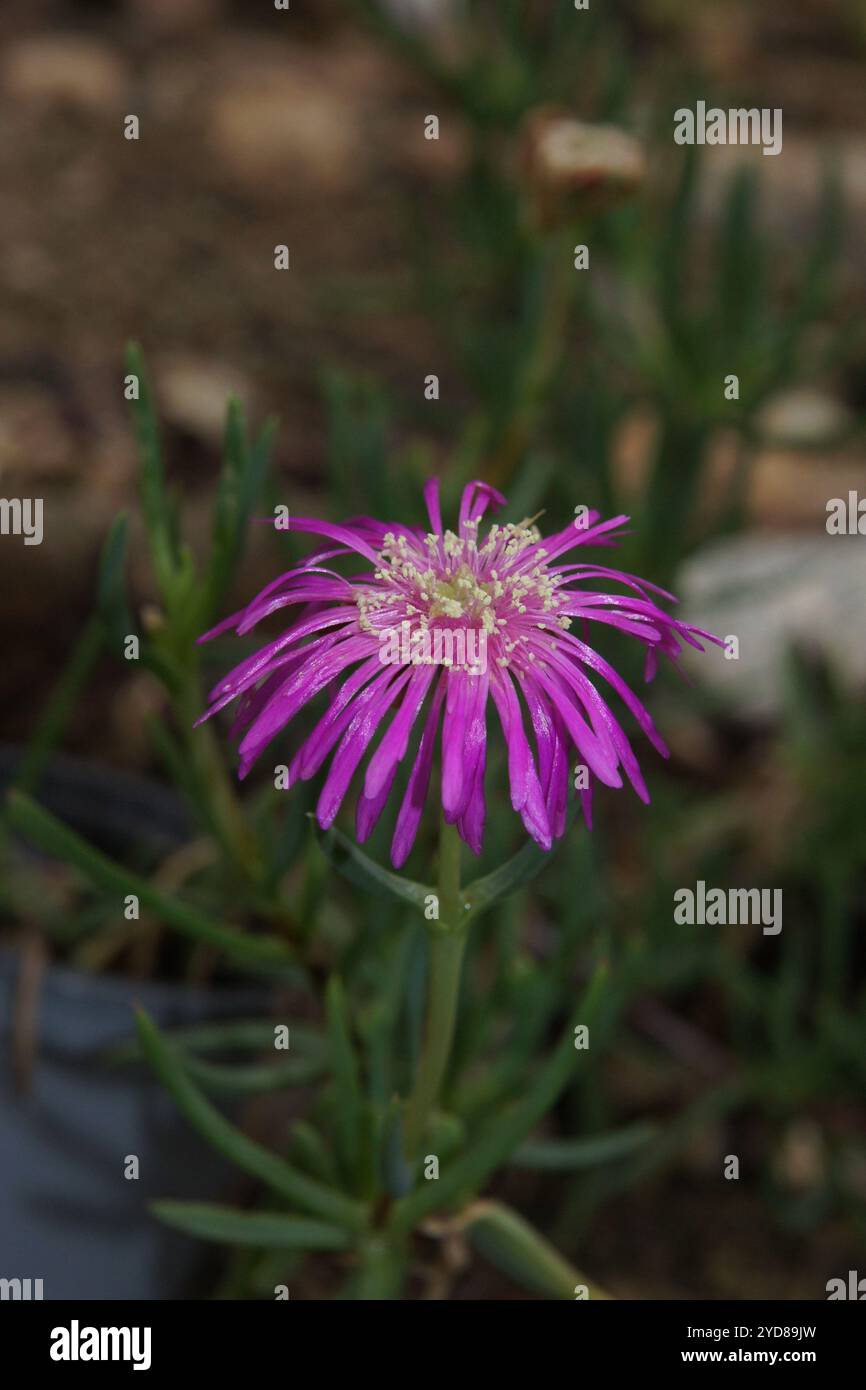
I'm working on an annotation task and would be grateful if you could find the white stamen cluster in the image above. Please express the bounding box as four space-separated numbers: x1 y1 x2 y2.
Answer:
354 520 572 671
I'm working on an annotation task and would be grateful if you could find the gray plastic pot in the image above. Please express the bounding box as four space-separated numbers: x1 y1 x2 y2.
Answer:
0 748 269 1300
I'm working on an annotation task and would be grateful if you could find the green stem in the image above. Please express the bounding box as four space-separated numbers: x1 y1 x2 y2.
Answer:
176 667 263 884
403 821 467 1159
346 1235 408 1300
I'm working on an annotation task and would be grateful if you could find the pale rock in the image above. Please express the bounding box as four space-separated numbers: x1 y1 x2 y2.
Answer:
680 531 866 720
1 36 127 115
155 355 255 444
209 64 362 192
756 388 852 447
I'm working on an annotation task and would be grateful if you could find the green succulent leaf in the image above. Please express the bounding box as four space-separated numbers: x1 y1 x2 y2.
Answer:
511 1121 656 1171
462 804 578 922
390 963 609 1233
125 341 175 597
205 402 276 622
6 621 104 801
462 840 550 921
151 1202 351 1251
120 1018 324 1059
380 1098 414 1200
463 1200 607 1300
181 1054 325 1096
97 513 133 646
290 1121 339 1186
326 976 367 1185
5 791 297 974
314 821 433 910
135 1009 367 1233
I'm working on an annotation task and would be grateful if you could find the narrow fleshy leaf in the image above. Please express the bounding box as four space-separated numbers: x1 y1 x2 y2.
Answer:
380 1098 414 1200
151 1202 350 1251
206 395 248 618
112 1018 325 1060
391 964 608 1233
511 1122 656 1171
135 1009 367 1233
463 1200 608 1300
6 791 295 973
326 976 366 1184
125 341 175 595
314 821 432 910
462 802 578 922
205 403 276 623
181 1054 325 1096
8 620 103 800
290 1120 339 1187
97 513 133 646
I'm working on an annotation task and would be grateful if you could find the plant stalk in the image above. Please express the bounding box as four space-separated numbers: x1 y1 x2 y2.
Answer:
176 667 263 884
403 820 467 1159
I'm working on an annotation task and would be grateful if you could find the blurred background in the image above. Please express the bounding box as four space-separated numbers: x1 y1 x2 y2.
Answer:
1 0 865 1299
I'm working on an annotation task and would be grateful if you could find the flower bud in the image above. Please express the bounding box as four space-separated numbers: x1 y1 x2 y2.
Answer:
518 106 646 230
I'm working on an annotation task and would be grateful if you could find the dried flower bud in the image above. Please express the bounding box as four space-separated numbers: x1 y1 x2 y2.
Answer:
518 106 646 230
141 604 165 634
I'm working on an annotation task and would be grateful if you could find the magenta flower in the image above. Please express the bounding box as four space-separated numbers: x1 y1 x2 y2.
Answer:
199 480 720 867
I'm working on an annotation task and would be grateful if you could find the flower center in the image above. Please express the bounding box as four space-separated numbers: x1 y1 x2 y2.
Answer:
427 564 494 624
355 523 571 670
